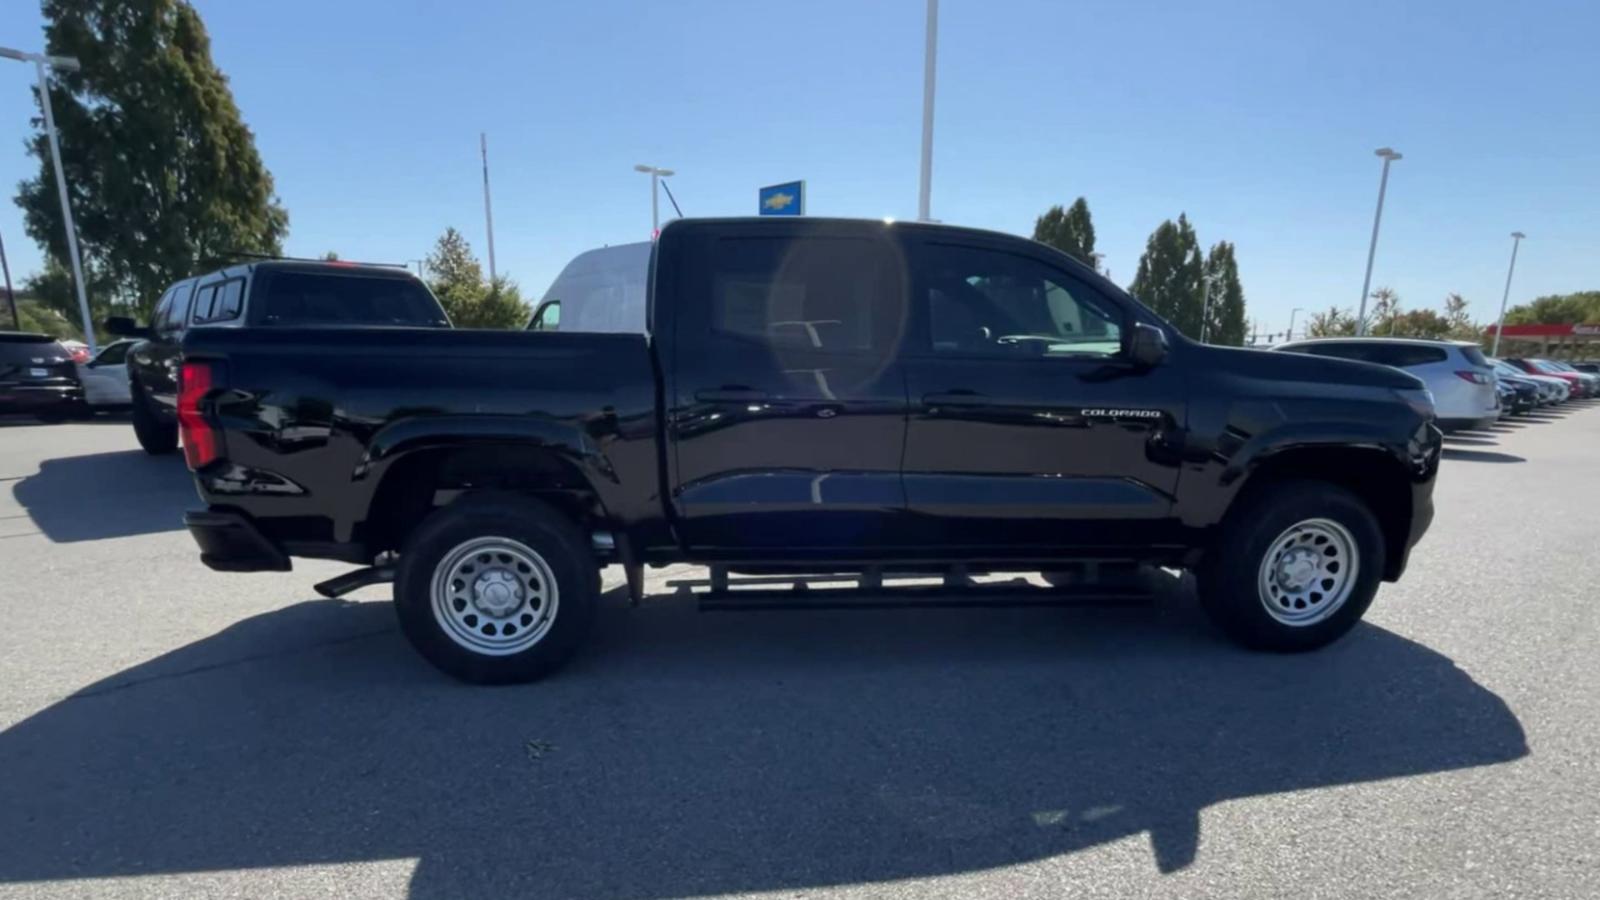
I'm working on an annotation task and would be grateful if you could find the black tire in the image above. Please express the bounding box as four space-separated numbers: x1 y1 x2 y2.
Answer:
394 495 599 684
130 383 178 455
1197 480 1384 652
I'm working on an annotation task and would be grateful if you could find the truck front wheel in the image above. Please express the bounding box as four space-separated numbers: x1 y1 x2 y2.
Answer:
394 497 599 684
1198 481 1385 652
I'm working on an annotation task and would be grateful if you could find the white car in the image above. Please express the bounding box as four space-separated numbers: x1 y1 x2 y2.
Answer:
75 339 136 408
1274 338 1498 431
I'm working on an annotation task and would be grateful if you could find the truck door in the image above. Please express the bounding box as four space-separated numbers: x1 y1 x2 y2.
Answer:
665 221 911 554
898 234 1187 552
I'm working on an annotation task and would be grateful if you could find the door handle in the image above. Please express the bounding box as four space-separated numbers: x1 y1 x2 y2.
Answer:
921 390 986 406
695 387 770 402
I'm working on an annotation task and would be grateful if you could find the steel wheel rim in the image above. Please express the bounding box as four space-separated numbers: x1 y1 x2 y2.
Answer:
1256 518 1358 627
430 536 559 656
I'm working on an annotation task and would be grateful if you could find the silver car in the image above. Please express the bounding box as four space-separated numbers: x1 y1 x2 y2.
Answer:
1275 338 1498 431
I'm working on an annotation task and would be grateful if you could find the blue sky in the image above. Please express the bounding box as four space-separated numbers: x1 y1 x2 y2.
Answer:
2 0 1596 336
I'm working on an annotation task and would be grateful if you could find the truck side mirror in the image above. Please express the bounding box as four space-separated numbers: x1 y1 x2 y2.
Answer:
105 316 151 339
1128 323 1169 368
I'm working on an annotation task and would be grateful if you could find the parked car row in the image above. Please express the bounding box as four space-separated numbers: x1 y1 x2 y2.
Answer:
1 332 141 419
1270 337 1597 429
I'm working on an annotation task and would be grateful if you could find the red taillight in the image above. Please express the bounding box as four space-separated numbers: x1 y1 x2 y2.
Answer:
1455 370 1490 385
178 361 221 469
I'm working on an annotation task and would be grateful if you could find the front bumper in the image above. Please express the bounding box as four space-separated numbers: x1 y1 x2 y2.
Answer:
184 509 292 572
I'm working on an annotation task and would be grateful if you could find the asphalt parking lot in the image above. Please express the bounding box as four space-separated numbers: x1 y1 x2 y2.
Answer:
2 405 1598 899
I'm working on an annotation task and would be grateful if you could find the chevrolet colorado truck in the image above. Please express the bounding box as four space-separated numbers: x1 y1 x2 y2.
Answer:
176 218 1441 683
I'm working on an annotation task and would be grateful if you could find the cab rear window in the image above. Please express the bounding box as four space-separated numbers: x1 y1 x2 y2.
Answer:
255 271 450 328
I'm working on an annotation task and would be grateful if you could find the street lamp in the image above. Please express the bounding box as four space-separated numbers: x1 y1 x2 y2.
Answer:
1287 307 1304 342
1356 147 1402 337
917 0 939 222
634 164 675 236
1199 274 1216 343
1 45 96 351
1490 232 1526 358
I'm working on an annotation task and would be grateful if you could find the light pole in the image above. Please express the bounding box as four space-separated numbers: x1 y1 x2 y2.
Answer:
480 133 497 282
634 164 675 236
1199 274 1215 343
917 0 939 222
1356 147 1402 336
1 46 96 351
1287 307 1304 342
1490 232 1526 358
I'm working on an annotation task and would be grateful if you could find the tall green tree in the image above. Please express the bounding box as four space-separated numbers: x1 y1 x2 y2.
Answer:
15 0 288 320
1032 197 1098 269
1442 292 1482 342
1504 291 1600 325
1202 241 1247 346
1129 214 1205 338
1365 286 1399 334
424 227 530 329
1305 306 1358 338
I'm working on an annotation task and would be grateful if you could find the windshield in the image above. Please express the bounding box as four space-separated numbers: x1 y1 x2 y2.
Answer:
1532 360 1568 374
256 271 451 328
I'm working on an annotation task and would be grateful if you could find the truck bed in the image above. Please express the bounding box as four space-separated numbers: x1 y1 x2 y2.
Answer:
182 326 661 561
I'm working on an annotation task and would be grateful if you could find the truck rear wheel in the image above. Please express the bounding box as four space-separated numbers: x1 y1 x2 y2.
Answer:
131 383 178 455
1197 480 1384 652
394 496 599 684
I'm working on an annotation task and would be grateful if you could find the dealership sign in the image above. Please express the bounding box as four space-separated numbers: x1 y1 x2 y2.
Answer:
758 181 805 216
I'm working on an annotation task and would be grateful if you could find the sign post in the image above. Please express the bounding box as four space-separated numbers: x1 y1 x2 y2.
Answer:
758 181 805 216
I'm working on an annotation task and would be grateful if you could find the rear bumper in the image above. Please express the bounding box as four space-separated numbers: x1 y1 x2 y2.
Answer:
184 509 292 572
0 384 83 413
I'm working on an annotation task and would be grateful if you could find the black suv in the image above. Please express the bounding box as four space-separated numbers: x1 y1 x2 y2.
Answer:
0 332 85 421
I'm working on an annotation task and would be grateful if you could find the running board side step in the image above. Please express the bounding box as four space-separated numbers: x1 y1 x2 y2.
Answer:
314 564 397 599
698 584 1153 612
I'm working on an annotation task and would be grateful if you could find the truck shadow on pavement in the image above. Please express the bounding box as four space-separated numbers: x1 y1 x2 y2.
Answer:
0 586 1527 896
9 449 193 542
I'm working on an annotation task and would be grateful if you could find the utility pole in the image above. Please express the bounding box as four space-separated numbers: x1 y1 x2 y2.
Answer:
480 132 497 282
0 228 18 330
1287 307 1304 342
1199 274 1215 343
917 0 938 222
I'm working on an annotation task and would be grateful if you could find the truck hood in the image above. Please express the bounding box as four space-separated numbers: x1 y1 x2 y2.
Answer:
1190 344 1426 391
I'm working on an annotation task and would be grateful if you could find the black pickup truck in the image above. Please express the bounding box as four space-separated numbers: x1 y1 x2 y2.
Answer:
178 218 1441 683
107 259 449 456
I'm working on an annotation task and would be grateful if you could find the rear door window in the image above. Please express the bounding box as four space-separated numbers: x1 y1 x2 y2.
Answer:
254 271 449 327
194 279 244 324
706 235 901 354
1458 346 1489 367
